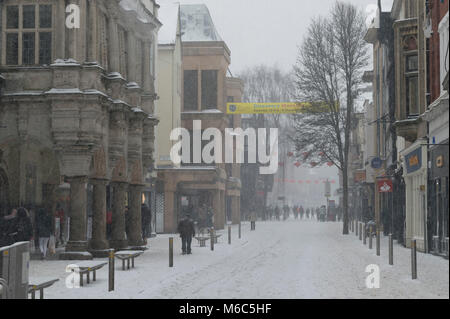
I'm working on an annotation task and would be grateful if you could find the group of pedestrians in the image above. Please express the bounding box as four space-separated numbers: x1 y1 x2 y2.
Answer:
0 206 54 259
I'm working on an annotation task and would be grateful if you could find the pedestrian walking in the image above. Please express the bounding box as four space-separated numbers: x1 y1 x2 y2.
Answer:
177 213 196 255
36 207 52 259
9 207 33 244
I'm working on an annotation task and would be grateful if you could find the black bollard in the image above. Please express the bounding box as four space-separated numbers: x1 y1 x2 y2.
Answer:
228 226 231 245
210 228 214 251
359 223 362 241
363 224 367 245
238 222 241 239
169 237 174 267
411 239 417 279
369 226 373 249
376 230 381 256
389 234 393 265
108 249 115 292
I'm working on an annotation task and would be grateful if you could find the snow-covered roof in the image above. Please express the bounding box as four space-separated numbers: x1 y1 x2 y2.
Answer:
180 4 222 42
158 2 180 45
119 0 152 23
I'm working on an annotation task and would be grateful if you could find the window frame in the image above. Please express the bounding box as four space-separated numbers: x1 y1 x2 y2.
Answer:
1 1 54 67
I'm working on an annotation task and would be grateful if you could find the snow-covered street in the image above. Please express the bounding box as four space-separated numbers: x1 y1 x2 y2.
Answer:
29 220 449 299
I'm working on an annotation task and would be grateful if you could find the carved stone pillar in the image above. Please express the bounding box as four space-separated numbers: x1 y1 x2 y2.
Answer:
61 176 92 260
108 17 120 72
110 182 128 249
89 178 109 252
127 185 144 246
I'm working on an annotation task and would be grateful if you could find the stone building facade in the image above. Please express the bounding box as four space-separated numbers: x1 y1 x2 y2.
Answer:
156 4 242 233
0 0 160 259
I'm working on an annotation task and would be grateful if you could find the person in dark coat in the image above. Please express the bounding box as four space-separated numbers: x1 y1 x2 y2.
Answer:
9 207 33 244
36 207 52 259
177 213 195 255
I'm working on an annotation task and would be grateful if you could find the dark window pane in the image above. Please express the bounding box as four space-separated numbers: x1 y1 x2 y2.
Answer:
23 5 36 29
406 76 419 116
6 33 19 65
6 6 19 29
39 32 52 65
406 55 418 72
39 5 52 28
22 33 36 65
184 70 198 110
201 70 218 109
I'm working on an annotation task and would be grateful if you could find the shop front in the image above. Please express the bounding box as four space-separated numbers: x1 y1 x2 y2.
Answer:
401 139 428 252
428 140 449 257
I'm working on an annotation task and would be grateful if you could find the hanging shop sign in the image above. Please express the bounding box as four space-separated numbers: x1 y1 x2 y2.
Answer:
377 179 393 193
404 147 422 174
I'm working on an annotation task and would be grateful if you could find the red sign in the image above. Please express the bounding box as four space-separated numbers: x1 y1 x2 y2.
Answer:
377 179 393 193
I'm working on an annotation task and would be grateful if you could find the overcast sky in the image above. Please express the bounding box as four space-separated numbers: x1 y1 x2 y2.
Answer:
174 0 394 75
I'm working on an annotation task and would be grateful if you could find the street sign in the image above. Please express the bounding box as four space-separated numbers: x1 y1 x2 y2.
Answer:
371 157 383 169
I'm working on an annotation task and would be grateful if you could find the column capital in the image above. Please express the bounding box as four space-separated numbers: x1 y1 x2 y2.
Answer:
110 181 129 190
65 176 89 184
89 178 109 186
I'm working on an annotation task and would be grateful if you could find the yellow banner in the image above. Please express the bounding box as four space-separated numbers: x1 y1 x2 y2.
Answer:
226 102 333 114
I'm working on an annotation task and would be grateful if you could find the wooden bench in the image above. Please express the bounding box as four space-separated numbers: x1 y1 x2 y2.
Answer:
28 278 59 299
114 250 144 270
195 237 210 247
67 261 107 287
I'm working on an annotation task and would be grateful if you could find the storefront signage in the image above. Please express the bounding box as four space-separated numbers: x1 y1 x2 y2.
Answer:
436 155 444 168
405 147 422 174
377 179 393 193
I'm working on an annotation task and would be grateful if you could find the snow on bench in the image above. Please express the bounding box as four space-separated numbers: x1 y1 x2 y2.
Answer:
66 261 108 287
195 237 210 247
114 250 144 270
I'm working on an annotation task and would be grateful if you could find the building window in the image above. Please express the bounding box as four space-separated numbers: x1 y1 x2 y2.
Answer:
6 6 19 29
201 70 218 109
6 33 19 65
184 70 198 110
23 5 36 29
39 5 52 28
2 3 53 66
405 54 419 116
22 32 35 65
39 32 52 65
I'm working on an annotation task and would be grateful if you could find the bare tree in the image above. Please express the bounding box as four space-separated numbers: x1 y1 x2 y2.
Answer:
291 2 368 235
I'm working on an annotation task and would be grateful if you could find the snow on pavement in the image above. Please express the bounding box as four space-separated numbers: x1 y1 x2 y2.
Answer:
29 220 449 299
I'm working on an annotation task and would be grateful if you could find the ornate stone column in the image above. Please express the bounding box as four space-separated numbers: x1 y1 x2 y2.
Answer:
89 178 109 252
110 182 128 249
63 176 92 259
127 185 144 246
